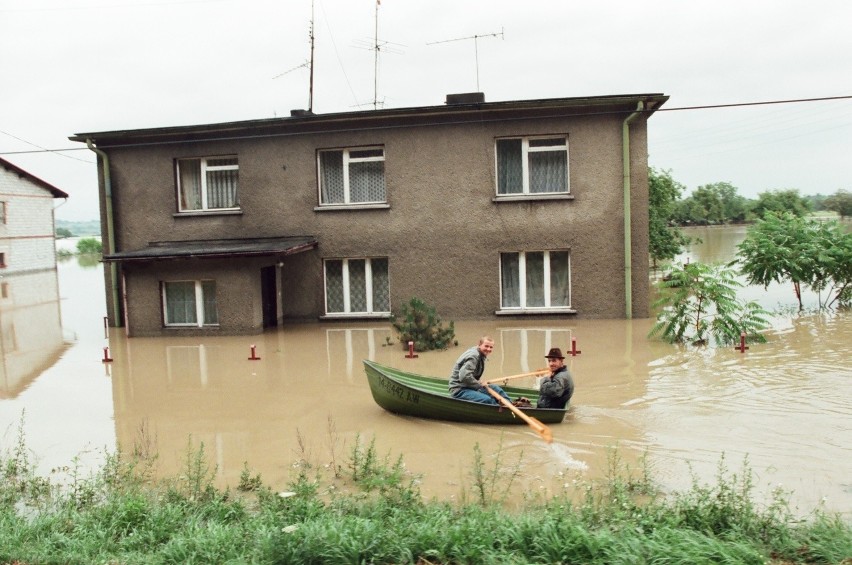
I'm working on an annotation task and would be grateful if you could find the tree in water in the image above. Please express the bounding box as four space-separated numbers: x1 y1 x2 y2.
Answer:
650 262 769 346
648 168 691 270
737 212 852 310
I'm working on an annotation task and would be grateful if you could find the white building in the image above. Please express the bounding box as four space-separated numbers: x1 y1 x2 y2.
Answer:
0 157 68 273
0 157 68 398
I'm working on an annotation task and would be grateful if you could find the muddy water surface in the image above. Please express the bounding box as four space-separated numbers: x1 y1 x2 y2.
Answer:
1 228 850 518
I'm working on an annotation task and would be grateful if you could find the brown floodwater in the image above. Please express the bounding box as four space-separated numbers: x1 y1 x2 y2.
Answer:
1 228 850 518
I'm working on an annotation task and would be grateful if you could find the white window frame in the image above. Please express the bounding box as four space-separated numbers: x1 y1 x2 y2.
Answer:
317 147 386 206
323 257 390 317
495 135 569 196
498 250 573 312
176 156 240 212
162 280 219 327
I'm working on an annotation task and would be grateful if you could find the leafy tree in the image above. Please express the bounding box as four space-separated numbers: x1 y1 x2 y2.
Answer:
809 220 852 308
694 182 749 224
55 227 73 238
76 237 103 255
648 168 691 269
805 193 828 212
650 262 769 346
671 182 748 225
748 189 811 219
823 189 852 218
737 212 852 310
391 297 457 351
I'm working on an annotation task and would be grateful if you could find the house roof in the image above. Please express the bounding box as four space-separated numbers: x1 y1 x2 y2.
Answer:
0 157 69 198
69 92 668 147
102 236 318 263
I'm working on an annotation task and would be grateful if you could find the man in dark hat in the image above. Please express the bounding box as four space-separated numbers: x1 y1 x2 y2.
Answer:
537 347 574 409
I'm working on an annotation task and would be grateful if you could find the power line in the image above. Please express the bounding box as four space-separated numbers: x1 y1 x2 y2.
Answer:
2 94 850 157
0 130 94 162
655 95 852 112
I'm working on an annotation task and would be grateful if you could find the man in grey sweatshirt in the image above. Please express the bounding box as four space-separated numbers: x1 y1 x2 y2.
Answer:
448 336 511 405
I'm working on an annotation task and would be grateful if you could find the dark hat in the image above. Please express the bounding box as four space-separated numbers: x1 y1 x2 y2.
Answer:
545 347 565 359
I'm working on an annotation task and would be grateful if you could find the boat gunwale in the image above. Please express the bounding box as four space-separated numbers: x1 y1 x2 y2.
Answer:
363 359 568 422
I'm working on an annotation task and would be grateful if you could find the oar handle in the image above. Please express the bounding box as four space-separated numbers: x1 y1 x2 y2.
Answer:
483 385 553 443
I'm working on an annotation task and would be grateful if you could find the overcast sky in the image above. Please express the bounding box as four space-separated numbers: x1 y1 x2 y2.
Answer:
2 0 850 221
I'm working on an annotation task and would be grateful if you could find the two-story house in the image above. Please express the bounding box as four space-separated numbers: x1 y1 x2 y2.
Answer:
70 92 668 337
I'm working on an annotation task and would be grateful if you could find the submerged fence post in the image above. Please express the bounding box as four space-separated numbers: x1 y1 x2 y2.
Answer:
569 337 582 356
734 332 749 353
248 344 261 360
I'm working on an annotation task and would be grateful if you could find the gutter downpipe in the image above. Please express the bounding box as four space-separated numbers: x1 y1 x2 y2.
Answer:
622 101 644 319
85 139 121 329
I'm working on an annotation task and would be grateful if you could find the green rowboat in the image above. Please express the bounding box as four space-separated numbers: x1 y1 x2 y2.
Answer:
363 360 568 425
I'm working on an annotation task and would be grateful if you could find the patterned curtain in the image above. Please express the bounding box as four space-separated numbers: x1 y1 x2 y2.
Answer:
529 150 567 193
201 281 219 324
206 157 239 208
348 259 367 312
549 251 570 306
320 151 345 204
496 139 523 194
165 281 197 324
371 258 390 312
179 160 202 210
525 252 545 307
500 253 520 307
349 161 386 202
325 260 344 312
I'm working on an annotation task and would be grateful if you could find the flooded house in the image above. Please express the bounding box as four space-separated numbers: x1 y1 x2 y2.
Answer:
0 157 69 396
70 92 668 337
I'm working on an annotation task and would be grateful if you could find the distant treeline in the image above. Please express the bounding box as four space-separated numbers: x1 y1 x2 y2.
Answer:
649 168 851 267
651 169 851 226
55 219 101 237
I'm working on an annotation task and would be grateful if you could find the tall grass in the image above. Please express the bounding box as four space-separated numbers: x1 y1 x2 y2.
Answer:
1 419 850 564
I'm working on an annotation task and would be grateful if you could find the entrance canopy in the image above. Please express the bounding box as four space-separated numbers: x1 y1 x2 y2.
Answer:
102 236 317 263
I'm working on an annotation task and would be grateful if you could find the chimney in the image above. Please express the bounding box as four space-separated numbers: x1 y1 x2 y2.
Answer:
445 92 485 105
290 109 314 117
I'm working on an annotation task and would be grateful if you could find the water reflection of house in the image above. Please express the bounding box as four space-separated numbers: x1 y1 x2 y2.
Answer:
0 158 69 397
71 92 668 337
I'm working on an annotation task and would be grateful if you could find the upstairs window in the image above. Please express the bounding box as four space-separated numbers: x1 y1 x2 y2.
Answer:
318 147 386 205
324 257 390 315
500 250 571 310
163 280 219 327
496 136 568 195
177 156 239 212
0 202 6 224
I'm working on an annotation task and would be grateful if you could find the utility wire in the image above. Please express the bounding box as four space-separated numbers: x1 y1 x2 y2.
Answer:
0 130 94 162
1 94 850 157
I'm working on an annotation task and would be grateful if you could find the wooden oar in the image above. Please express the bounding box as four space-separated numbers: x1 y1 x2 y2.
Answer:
483 368 548 386
483 385 553 443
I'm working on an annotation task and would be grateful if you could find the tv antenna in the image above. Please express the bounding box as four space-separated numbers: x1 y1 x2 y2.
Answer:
353 0 404 109
273 0 316 112
427 27 504 91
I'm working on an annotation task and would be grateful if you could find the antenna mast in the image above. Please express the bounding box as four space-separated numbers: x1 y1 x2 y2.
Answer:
427 27 504 91
308 0 315 112
271 0 315 112
353 0 403 110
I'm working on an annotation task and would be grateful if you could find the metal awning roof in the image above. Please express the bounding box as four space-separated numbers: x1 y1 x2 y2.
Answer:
102 236 317 262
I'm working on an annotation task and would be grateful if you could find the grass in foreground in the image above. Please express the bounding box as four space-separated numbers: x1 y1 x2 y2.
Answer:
1 420 850 565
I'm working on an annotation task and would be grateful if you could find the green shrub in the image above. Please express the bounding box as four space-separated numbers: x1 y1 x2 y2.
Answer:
391 297 457 352
76 237 103 255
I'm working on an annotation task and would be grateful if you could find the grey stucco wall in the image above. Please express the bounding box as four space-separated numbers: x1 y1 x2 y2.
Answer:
101 110 652 334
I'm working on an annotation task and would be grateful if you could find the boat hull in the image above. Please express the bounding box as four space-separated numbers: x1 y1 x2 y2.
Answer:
363 360 567 425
